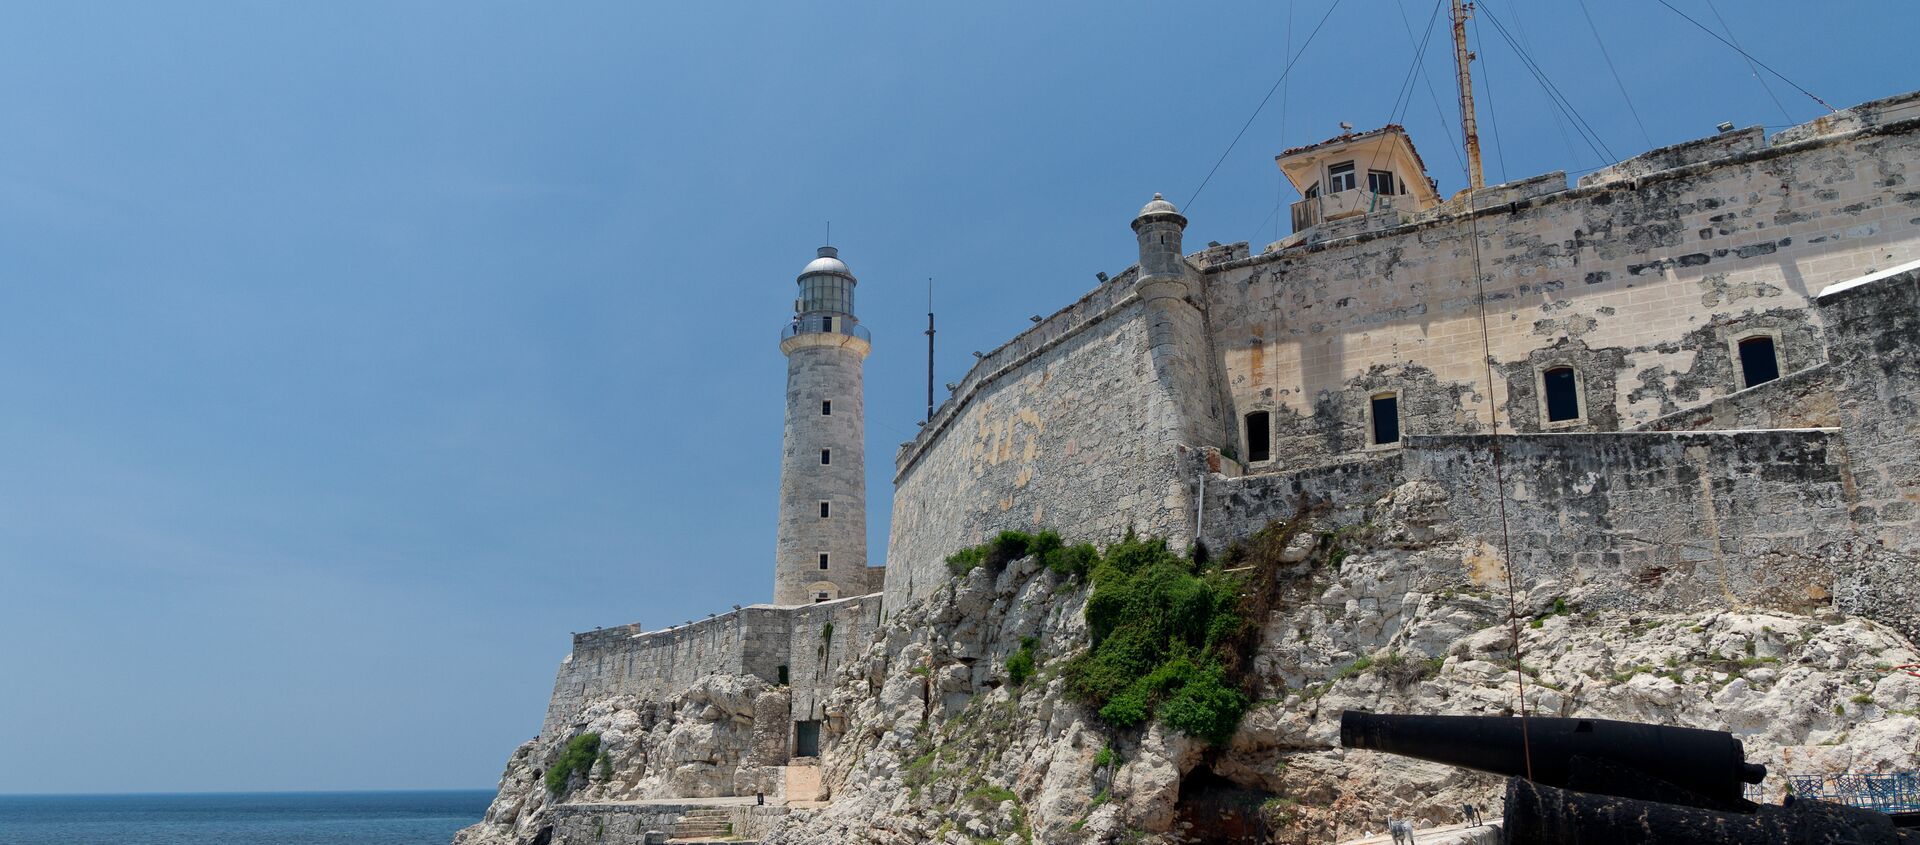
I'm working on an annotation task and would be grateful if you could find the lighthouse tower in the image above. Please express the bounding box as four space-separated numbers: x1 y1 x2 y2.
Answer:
773 246 871 605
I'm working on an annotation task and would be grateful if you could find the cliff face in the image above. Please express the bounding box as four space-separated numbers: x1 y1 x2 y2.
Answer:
455 674 785 845
458 479 1920 845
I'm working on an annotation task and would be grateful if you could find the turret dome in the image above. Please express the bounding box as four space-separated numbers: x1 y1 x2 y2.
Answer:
1138 193 1180 217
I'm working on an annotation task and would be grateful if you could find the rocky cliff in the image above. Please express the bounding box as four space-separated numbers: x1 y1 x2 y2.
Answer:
458 480 1920 844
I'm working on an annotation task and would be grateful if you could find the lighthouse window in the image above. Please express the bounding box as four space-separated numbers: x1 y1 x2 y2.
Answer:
820 316 834 332
1327 161 1356 193
822 399 832 415
820 449 830 465
818 553 829 570
820 501 831 518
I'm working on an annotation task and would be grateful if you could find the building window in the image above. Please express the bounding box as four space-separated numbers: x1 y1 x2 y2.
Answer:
1543 366 1582 423
820 501 831 518
1304 181 1320 199
822 399 832 415
1367 170 1395 195
1244 411 1271 462
1327 161 1356 193
777 664 789 685
1737 336 1781 388
821 449 830 465
820 316 834 332
818 553 830 570
813 592 829 604
1370 393 1401 445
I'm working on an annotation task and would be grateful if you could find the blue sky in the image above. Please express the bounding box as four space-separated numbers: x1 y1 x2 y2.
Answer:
0 1 1911 794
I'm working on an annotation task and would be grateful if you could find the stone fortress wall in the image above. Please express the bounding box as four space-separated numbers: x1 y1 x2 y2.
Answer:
880 90 1920 613
539 595 882 747
515 92 1920 818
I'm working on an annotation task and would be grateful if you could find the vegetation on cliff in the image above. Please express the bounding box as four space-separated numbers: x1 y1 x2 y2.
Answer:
544 732 601 794
945 509 1330 745
1064 534 1248 743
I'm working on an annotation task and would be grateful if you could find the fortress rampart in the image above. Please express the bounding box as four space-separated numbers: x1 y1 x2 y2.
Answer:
882 91 1920 612
539 595 882 744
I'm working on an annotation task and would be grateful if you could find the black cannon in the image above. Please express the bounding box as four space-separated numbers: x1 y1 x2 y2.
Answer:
1340 710 1917 843
1340 710 1765 809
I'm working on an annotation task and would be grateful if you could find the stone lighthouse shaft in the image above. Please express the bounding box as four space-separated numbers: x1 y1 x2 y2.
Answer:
773 246 870 605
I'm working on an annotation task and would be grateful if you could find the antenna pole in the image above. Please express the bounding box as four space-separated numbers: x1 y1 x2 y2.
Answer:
925 278 936 423
1451 0 1486 191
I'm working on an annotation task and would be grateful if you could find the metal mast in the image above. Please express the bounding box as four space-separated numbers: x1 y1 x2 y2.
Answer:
925 278 935 423
1451 0 1486 191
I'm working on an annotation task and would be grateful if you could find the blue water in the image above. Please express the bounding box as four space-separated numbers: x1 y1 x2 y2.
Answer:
0 790 494 845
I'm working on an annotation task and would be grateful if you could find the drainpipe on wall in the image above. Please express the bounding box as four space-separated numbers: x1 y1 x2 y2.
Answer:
1195 458 1206 549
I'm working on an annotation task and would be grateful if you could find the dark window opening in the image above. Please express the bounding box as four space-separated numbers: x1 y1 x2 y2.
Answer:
1543 367 1581 423
1304 181 1320 199
1370 394 1400 445
1244 411 1271 462
776 665 789 685
819 501 831 518
794 720 821 757
1367 169 1395 195
820 449 830 465
1328 161 1356 193
818 553 830 569
820 316 833 332
1738 336 1780 388
813 592 829 603
821 399 832 415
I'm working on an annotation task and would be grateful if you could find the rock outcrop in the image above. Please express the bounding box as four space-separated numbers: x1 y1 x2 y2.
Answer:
459 481 1920 844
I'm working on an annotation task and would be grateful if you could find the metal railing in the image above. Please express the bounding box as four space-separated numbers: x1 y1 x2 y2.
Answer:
781 318 870 343
1785 772 1920 813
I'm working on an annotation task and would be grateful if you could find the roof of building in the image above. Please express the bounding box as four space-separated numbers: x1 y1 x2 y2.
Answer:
1277 123 1434 182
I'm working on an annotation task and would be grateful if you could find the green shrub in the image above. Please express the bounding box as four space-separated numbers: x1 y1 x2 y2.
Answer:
545 732 601 794
1092 745 1114 769
1047 542 1100 579
1007 636 1039 687
948 529 1101 580
1065 534 1250 743
946 545 991 576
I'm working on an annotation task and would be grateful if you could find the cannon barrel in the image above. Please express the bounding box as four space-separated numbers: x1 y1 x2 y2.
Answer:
1503 777 1915 844
1340 710 1765 806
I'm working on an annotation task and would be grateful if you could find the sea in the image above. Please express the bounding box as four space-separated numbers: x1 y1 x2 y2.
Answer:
0 790 495 845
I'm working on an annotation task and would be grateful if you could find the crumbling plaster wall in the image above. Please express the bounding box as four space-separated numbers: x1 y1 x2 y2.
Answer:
1204 109 1920 468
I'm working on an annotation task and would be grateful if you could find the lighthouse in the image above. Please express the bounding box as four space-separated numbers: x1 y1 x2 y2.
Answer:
773 246 871 605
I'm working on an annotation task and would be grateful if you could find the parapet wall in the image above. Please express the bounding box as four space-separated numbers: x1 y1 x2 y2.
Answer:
539 595 882 743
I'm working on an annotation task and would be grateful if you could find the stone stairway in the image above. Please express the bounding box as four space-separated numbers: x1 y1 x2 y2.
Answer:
668 806 736 841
